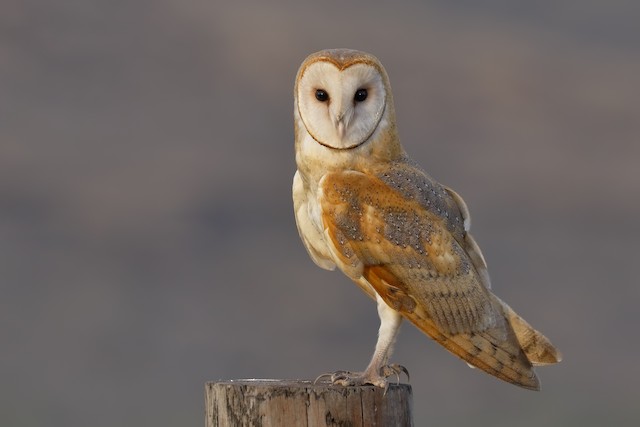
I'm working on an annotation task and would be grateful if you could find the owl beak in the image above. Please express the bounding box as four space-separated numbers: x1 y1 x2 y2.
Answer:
332 99 351 139
336 118 346 139
334 108 350 139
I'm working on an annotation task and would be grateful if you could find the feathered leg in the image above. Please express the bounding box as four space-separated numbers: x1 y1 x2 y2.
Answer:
316 294 409 389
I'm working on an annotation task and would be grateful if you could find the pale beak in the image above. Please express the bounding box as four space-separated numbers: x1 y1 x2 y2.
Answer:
336 117 346 139
333 106 349 139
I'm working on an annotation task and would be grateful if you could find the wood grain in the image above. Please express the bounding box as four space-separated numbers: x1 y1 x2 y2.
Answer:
206 379 413 427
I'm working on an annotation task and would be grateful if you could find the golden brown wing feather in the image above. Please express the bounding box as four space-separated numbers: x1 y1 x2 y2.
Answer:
445 181 561 366
319 168 540 390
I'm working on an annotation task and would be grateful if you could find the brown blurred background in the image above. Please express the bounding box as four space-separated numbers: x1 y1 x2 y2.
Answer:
1 1 639 426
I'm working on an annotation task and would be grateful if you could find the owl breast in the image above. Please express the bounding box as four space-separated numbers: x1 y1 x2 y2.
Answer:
293 170 337 271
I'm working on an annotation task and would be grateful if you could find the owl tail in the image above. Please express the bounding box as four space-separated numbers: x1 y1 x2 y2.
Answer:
495 297 563 366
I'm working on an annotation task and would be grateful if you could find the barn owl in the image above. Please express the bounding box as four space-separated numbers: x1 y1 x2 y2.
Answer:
292 48 561 390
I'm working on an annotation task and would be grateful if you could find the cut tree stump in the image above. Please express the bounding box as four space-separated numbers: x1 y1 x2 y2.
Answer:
206 379 413 427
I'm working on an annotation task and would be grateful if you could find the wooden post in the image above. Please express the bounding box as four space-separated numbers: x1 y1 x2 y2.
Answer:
206 379 413 427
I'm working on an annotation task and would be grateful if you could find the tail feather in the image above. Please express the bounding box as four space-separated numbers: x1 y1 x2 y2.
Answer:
496 297 562 366
407 305 541 390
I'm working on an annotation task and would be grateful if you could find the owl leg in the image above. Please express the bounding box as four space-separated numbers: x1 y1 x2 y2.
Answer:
315 294 408 389
362 294 405 384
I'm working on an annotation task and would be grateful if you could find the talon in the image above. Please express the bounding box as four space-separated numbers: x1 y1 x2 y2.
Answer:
378 364 410 385
390 363 410 382
313 365 408 389
331 371 357 386
379 365 400 385
313 373 333 385
315 371 360 386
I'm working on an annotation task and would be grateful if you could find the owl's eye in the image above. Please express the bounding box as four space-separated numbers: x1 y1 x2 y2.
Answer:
354 89 368 102
315 89 329 102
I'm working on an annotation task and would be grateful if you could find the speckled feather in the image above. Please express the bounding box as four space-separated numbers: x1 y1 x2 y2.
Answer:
319 164 540 389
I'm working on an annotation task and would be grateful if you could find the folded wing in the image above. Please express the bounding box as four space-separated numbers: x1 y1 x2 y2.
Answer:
319 168 540 389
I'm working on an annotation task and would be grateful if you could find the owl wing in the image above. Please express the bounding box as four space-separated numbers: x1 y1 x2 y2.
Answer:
319 169 539 390
444 186 492 290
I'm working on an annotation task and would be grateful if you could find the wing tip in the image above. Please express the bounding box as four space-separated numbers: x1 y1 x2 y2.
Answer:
516 372 541 391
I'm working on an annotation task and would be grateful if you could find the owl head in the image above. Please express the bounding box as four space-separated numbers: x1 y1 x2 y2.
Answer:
294 49 403 173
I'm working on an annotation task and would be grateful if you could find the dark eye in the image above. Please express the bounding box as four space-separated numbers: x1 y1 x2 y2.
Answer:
354 88 368 102
315 89 329 102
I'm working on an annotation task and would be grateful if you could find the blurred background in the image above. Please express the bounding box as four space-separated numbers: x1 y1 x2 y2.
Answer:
1 1 639 426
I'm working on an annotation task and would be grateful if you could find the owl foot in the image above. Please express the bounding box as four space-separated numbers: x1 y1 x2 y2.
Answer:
314 364 409 393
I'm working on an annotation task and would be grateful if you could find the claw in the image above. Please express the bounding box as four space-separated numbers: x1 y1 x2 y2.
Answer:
331 371 358 386
379 365 399 386
390 363 410 382
313 372 334 385
313 364 410 391
379 364 410 385
315 371 357 385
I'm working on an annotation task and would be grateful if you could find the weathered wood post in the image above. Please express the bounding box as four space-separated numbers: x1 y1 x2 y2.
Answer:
206 379 413 427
